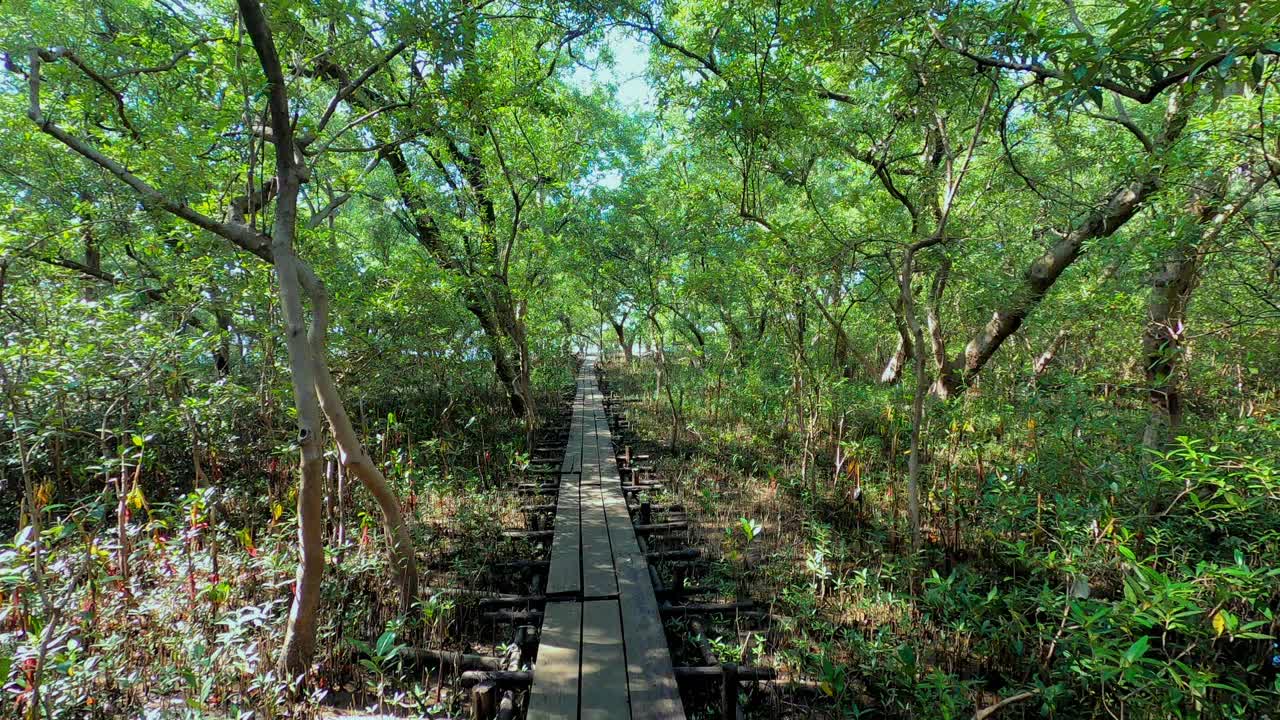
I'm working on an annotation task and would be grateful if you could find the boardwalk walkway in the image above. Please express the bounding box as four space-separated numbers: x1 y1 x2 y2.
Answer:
526 360 685 720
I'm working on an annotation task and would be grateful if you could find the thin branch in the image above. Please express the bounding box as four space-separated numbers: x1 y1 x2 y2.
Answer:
37 48 142 140
306 40 409 142
104 36 220 79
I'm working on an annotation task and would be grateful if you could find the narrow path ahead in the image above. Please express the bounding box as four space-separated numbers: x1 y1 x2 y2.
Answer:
526 359 685 720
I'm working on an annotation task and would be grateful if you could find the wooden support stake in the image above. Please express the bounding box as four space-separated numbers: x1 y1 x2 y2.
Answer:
472 680 497 719
673 564 688 595
722 663 739 720
640 500 652 526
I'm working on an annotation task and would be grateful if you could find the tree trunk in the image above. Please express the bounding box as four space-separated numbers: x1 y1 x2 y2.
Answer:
25 0 420 677
496 294 534 427
610 314 633 362
925 258 951 370
1140 246 1199 448
230 0 329 677
1030 330 1071 383
297 266 419 610
900 252 927 551
266 191 327 678
880 331 912 385
466 288 528 418
239 0 421 673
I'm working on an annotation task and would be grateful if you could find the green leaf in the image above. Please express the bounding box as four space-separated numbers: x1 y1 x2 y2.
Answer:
375 630 397 658
1123 636 1150 664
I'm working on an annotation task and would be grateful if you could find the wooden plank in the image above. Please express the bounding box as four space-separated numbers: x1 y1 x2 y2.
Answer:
615 554 684 720
580 481 617 598
526 600 583 720
545 472 581 595
596 401 685 720
579 411 601 483
560 408 582 474
580 599 629 720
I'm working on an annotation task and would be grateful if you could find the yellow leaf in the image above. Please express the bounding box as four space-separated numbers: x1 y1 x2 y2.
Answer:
819 681 834 697
126 484 146 510
35 482 51 508
1212 611 1226 637
272 502 284 522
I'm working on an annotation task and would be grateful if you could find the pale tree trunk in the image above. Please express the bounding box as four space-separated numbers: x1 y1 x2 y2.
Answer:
224 0 330 678
269 216 327 678
297 267 419 609
880 301 913 384
900 251 928 551
925 258 951 369
1030 329 1071 383
897 91 992 550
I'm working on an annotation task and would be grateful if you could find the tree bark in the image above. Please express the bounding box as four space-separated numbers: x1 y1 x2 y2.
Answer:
465 287 528 418
1140 244 1199 448
23 3 423 675
235 0 327 677
925 257 951 370
900 249 928 551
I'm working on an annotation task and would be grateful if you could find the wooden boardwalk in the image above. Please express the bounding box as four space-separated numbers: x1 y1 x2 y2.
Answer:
527 360 685 720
